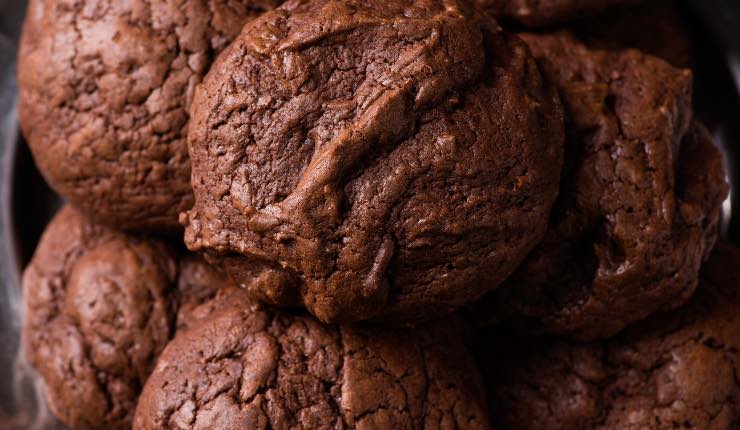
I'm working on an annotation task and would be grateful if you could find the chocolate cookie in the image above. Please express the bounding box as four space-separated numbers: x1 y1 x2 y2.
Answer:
479 241 740 430
22 207 178 430
477 0 641 27
22 207 235 429
473 32 728 340
134 287 490 429
183 0 564 323
18 0 281 231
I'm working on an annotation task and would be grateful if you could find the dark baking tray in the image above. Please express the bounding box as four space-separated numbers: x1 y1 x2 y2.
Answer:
1 1 740 428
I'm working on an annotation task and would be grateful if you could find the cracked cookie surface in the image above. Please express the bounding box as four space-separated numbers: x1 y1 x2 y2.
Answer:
135 287 490 430
18 0 282 231
478 241 740 430
473 32 728 340
183 0 564 324
22 207 178 430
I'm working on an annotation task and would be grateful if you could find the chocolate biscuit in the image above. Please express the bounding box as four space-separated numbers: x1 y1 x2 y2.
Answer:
22 207 238 429
22 207 178 430
480 241 740 430
134 288 490 430
183 0 564 323
18 0 281 231
474 32 728 340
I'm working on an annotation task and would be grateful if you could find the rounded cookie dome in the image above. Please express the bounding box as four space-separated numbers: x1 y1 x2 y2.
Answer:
18 0 282 231
135 287 490 430
22 207 177 430
474 32 728 340
184 0 564 323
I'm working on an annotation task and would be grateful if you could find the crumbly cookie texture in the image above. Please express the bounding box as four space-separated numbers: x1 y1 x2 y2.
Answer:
134 287 490 430
479 241 740 430
477 0 641 27
22 207 177 430
22 207 240 429
474 32 728 340
183 0 564 324
18 0 281 232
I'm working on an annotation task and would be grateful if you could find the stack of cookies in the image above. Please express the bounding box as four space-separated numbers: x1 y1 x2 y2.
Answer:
16 0 737 429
